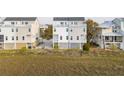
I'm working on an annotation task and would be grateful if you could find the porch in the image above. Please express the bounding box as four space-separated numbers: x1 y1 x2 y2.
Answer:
103 36 123 49
104 36 123 42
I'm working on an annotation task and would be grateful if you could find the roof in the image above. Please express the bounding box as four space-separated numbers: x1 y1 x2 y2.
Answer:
99 21 113 28
53 17 85 21
4 17 37 21
113 18 124 22
119 18 124 21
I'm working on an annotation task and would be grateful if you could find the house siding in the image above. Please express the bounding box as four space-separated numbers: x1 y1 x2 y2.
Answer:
0 17 40 49
53 17 87 49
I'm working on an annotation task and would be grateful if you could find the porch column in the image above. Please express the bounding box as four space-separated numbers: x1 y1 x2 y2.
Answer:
113 36 115 42
120 36 124 50
103 36 105 49
80 43 82 49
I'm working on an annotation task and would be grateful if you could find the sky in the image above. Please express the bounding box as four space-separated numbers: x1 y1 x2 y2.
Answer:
38 17 115 24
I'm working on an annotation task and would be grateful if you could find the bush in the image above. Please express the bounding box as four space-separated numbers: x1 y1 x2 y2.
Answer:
110 44 118 50
83 43 90 51
21 47 27 51
19 47 27 54
54 43 59 49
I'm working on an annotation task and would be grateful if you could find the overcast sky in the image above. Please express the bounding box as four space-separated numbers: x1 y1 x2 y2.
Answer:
38 17 115 24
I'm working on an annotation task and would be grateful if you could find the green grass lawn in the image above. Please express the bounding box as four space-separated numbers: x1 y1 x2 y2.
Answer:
0 49 124 76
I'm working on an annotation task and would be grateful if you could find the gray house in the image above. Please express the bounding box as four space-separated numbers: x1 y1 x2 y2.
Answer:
95 19 124 50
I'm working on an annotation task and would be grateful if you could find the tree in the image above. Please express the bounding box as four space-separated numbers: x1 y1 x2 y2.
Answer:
40 25 53 40
86 19 100 43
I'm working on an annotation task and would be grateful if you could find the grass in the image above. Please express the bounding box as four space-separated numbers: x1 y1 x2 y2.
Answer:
0 49 124 75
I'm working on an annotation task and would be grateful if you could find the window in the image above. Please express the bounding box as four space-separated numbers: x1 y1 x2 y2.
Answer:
74 22 77 25
66 28 68 32
71 22 73 24
0 28 1 32
83 28 85 32
16 22 17 24
25 22 28 24
66 36 68 40
6 36 8 40
11 22 14 25
65 22 67 25
60 36 62 40
70 36 73 40
12 29 14 32
113 30 117 32
60 22 64 25
54 28 56 32
22 36 25 40
12 36 14 40
16 36 18 40
115 36 122 42
77 36 79 40
70 29 73 32
36 37 38 40
105 36 109 41
22 22 24 24
16 28 18 32
29 28 31 32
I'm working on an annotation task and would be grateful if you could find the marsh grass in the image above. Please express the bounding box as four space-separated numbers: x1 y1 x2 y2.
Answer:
0 49 124 75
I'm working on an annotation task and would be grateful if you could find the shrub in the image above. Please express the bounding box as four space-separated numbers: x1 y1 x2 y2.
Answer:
21 47 27 51
19 47 27 54
54 43 59 49
110 44 118 50
83 43 90 51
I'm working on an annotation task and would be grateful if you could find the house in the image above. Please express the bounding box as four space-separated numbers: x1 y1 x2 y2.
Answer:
95 20 124 50
53 17 87 49
0 17 40 49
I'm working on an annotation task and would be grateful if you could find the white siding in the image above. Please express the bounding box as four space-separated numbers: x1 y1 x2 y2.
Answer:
53 20 87 49
0 18 40 49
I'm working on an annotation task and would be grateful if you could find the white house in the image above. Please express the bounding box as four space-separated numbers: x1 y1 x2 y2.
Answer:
53 17 87 49
95 20 124 50
0 17 40 49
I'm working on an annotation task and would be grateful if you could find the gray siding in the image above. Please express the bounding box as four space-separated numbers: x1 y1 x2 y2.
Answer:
0 43 4 49
0 35 4 42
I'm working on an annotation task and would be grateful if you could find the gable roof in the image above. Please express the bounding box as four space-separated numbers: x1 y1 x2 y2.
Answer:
112 18 124 22
4 17 37 21
53 17 85 21
119 18 124 21
99 21 113 28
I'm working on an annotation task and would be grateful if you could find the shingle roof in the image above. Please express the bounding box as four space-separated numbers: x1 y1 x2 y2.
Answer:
4 17 37 21
53 17 85 21
99 21 113 28
113 18 124 22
